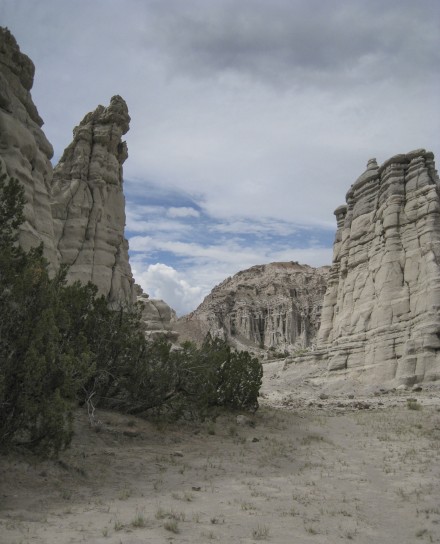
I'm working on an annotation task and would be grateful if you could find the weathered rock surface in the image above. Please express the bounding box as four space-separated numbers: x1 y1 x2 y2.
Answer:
0 26 178 320
135 286 178 341
316 150 440 385
0 27 58 269
177 262 329 354
51 95 135 305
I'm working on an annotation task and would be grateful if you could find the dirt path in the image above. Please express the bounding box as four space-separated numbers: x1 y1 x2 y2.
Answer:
1 369 440 543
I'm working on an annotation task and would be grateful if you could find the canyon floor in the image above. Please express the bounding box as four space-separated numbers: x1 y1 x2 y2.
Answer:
1 360 440 544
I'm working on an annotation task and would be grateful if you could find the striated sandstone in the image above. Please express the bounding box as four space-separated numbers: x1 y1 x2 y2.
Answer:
135 286 178 341
0 27 179 322
316 150 440 385
177 262 329 354
51 96 135 306
0 27 58 269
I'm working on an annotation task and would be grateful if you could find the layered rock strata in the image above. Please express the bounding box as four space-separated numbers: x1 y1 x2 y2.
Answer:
0 27 176 315
136 286 178 342
51 96 135 305
317 150 440 384
177 262 329 353
0 27 58 269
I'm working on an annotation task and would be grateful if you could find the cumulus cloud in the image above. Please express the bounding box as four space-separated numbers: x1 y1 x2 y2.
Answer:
129 231 333 314
167 207 200 218
133 263 205 316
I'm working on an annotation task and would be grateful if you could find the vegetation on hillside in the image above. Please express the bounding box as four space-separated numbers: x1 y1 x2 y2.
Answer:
0 163 262 456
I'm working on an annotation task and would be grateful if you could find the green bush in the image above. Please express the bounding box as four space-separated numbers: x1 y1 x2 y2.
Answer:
0 162 263 455
0 166 93 455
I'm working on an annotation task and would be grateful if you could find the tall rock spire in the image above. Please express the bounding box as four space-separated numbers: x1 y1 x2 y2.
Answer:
51 96 135 306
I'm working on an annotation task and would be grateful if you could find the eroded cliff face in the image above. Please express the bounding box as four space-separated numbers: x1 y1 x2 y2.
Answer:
177 262 329 354
135 286 178 342
0 26 179 317
0 27 58 269
51 96 135 305
318 150 440 385
0 28 133 304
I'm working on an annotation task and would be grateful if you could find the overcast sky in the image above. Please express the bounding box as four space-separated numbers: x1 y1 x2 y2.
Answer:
2 0 439 314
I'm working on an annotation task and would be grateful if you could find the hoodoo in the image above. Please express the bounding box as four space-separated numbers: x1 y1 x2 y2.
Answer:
51 96 135 306
317 150 440 385
0 26 177 323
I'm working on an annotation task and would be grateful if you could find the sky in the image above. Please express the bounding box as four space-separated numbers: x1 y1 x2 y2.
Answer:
1 0 439 315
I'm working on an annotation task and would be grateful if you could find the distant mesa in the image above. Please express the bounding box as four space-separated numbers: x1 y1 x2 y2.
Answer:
176 262 329 357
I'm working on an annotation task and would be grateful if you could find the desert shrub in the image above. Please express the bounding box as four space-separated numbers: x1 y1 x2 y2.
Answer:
0 163 263 453
407 399 422 410
90 335 263 418
0 166 93 455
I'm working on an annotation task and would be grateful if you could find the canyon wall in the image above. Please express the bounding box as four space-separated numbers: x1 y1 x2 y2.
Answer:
0 27 58 269
177 262 329 354
317 150 440 385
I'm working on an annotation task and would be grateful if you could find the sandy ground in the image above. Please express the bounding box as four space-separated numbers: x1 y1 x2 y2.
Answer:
1 361 440 544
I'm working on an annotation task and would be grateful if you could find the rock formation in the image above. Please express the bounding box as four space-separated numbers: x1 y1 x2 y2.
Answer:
316 150 440 385
51 96 135 306
0 26 177 318
0 27 58 269
0 28 133 305
135 286 178 342
177 262 329 354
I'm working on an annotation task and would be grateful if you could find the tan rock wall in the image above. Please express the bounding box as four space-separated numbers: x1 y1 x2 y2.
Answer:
318 150 440 384
51 96 135 306
0 27 58 270
0 28 135 307
178 262 329 354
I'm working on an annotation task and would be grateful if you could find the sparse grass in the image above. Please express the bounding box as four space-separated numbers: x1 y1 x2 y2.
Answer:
164 519 180 533
155 506 167 520
207 422 216 435
252 524 270 540
201 530 217 539
60 489 72 501
131 510 147 528
156 506 185 522
153 479 163 491
172 490 194 501
228 425 238 436
407 399 422 411
118 487 132 500
192 512 201 523
241 501 257 511
113 519 124 531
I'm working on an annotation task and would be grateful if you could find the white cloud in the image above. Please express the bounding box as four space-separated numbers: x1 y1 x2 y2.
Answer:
167 207 200 218
133 263 205 316
130 235 333 315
